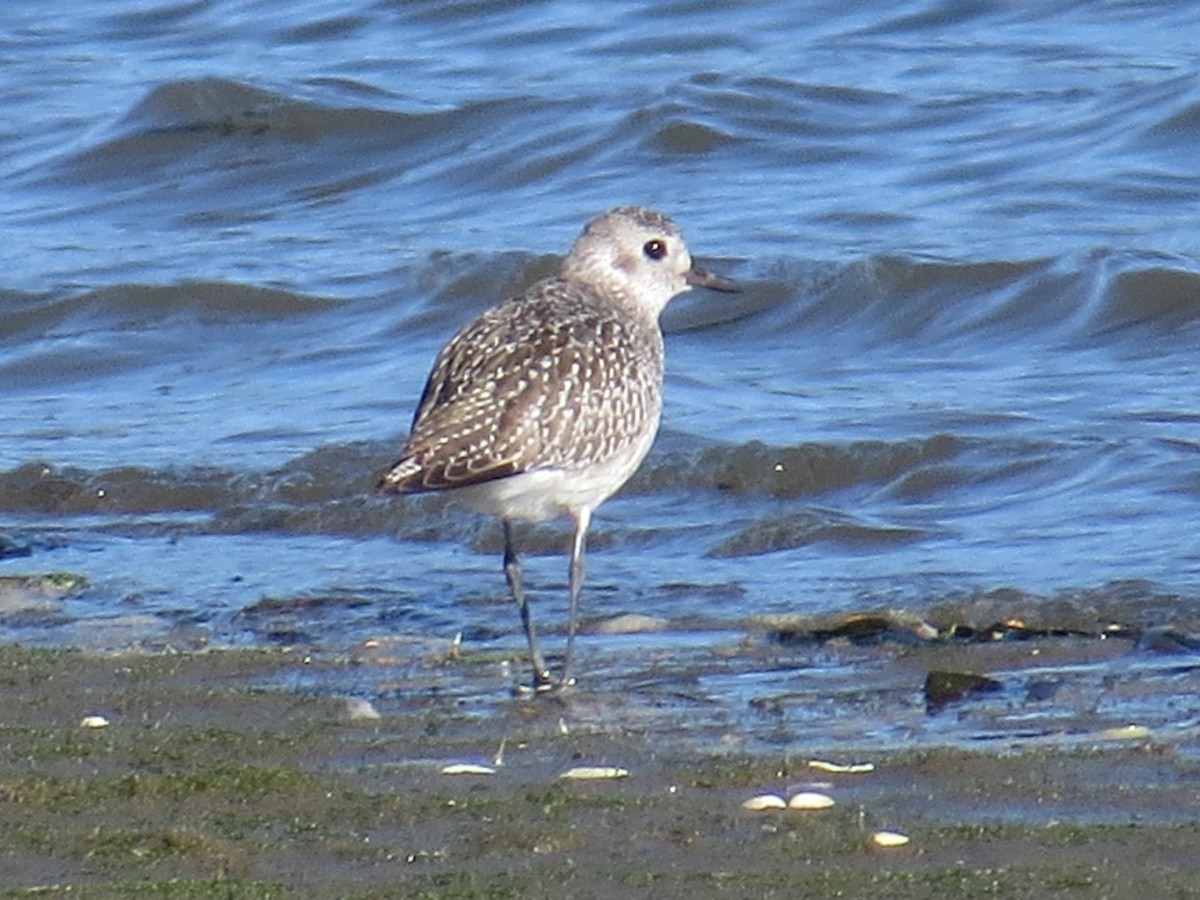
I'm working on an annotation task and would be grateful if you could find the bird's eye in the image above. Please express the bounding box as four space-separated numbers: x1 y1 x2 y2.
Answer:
643 238 668 261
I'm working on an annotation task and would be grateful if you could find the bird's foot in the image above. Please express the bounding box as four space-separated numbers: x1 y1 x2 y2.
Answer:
512 668 575 698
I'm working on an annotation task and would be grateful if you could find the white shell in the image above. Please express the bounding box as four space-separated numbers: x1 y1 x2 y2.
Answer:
808 759 875 774
788 791 836 810
343 698 381 721
742 793 787 811
559 766 629 780
871 830 911 848
441 763 497 776
80 715 110 729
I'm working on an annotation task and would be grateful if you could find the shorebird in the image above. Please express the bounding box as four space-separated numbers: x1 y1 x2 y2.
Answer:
379 206 736 690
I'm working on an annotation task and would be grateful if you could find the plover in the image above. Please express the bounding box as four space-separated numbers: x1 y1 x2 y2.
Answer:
379 206 736 689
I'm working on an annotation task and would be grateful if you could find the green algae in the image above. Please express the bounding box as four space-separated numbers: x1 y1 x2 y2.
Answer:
0 644 1196 898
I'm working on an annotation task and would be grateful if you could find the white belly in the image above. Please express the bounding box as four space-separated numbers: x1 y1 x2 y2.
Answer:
449 426 657 522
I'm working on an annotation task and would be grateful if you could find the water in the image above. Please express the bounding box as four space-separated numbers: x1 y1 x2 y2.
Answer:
3 1 1200 743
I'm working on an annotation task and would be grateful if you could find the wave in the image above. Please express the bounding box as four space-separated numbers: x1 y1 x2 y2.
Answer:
0 432 959 527
41 77 486 183
1 282 336 344
670 251 1200 352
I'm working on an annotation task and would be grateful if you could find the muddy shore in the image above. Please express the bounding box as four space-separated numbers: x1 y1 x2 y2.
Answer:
0 636 1198 899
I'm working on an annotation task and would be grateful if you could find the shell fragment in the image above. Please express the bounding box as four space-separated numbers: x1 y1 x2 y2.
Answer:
742 793 788 811
441 763 497 776
788 791 835 810
559 766 629 780
808 759 875 774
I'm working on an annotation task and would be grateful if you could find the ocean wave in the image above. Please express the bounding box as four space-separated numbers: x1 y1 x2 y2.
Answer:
669 252 1200 352
0 433 962 523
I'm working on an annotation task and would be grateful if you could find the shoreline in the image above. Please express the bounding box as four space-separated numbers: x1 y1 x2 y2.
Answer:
0 644 1197 898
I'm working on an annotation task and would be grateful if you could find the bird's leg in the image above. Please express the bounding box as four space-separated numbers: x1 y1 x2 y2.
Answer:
503 519 551 689
559 507 591 688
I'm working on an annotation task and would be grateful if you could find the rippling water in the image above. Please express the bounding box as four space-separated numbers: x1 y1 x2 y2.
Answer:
3 2 1200 730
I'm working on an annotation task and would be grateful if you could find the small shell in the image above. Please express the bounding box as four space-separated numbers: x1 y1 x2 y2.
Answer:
871 830 911 848
913 621 940 640
788 791 835 810
559 766 629 780
80 715 110 729
343 698 382 721
808 759 875 774
742 793 787 811
1097 725 1151 741
441 763 496 776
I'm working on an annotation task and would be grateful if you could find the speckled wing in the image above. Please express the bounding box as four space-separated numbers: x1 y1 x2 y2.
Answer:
379 279 664 494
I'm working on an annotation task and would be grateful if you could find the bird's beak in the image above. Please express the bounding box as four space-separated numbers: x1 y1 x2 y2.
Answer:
685 264 740 293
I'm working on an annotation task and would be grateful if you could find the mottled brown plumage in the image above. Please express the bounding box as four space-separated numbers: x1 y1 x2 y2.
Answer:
384 282 663 495
379 206 735 690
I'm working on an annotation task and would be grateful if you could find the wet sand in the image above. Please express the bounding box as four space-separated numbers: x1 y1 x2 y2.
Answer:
0 640 1198 899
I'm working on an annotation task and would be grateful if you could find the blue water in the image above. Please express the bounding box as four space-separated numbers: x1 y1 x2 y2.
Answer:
2 2 1200 719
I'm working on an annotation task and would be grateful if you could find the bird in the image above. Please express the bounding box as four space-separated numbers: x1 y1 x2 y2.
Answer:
378 206 736 690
